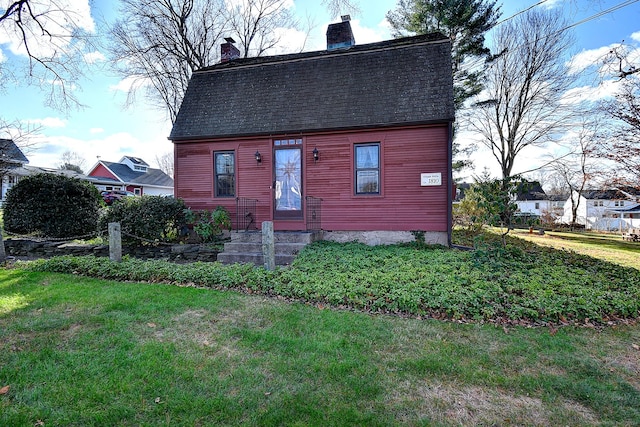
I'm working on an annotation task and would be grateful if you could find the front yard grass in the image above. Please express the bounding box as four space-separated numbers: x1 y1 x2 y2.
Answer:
1 269 639 426
507 228 640 271
2 230 639 425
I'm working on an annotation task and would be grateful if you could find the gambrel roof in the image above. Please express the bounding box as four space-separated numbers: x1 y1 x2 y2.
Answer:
170 33 454 141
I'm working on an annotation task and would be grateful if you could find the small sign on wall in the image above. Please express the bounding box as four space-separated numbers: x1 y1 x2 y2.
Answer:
421 173 442 186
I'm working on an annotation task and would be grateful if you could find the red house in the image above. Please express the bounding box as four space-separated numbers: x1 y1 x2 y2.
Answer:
170 20 454 246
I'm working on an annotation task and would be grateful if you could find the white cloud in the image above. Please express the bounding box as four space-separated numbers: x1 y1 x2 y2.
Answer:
90 128 104 134
0 0 95 58
543 0 565 9
27 117 67 128
631 31 640 43
27 130 173 172
84 51 106 64
0 48 5 63
109 76 149 93
560 80 623 105
567 45 618 75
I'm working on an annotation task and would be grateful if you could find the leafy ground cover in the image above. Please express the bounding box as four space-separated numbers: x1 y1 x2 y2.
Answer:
16 234 640 326
1 269 639 426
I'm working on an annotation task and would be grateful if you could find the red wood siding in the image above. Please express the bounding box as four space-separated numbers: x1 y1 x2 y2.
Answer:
89 163 118 180
174 125 450 232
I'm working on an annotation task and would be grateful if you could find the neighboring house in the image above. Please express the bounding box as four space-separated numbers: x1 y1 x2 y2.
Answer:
169 19 455 245
560 188 640 231
87 156 174 196
513 181 565 220
0 139 29 204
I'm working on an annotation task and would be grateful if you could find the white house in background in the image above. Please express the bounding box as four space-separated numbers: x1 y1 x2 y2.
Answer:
0 139 30 204
86 156 174 196
560 188 640 231
513 181 565 220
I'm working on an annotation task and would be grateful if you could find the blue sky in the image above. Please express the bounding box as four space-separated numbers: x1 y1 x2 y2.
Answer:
1 0 639 176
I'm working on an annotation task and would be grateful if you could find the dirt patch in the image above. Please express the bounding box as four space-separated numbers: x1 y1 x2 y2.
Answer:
141 298 275 358
389 381 599 426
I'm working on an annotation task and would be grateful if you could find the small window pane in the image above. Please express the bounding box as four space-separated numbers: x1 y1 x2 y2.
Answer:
216 175 235 197
356 171 379 193
356 146 379 169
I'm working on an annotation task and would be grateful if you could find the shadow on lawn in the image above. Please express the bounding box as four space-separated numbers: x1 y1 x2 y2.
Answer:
544 232 640 254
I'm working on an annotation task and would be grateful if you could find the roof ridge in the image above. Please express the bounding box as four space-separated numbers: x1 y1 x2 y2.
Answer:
196 33 449 74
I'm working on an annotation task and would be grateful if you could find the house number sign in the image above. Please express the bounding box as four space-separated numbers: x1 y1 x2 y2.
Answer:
420 173 442 186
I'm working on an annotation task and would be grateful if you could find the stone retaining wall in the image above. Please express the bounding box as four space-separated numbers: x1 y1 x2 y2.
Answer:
3 238 220 263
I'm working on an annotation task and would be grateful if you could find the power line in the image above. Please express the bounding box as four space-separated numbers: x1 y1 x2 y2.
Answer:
461 0 640 74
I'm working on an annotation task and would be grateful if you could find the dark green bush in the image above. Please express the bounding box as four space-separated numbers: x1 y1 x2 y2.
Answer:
98 195 186 244
3 173 102 238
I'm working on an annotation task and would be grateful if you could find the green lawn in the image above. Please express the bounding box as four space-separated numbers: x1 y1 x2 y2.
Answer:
2 230 640 425
1 269 639 426
507 229 640 271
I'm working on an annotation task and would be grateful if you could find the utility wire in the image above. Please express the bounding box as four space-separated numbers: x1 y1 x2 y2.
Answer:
461 0 640 75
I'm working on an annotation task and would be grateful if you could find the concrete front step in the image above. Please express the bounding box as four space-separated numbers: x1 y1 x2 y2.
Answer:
217 252 296 266
218 230 323 266
223 241 308 256
230 231 322 244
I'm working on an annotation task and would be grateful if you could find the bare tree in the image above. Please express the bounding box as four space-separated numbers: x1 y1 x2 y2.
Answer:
321 0 360 18
548 118 601 229
468 8 576 179
58 150 87 173
108 0 303 123
597 44 640 187
155 151 174 178
227 0 299 58
108 0 228 123
0 0 95 111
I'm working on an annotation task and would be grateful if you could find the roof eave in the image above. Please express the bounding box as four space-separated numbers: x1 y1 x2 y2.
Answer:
169 119 455 142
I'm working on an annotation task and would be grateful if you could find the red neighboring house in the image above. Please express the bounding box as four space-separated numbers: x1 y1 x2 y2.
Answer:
87 156 174 197
170 19 454 246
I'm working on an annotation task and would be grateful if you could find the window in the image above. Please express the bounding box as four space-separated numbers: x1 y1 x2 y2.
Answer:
214 151 235 197
134 188 141 196
615 200 625 207
594 200 603 207
535 202 540 210
355 143 380 195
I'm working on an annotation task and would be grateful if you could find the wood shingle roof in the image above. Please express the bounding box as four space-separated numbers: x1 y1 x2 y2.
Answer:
170 33 454 141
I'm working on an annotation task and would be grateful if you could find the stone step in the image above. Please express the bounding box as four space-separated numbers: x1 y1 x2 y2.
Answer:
219 230 323 266
217 252 296 266
230 231 322 244
223 241 308 256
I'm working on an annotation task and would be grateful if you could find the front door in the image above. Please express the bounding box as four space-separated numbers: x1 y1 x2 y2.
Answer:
274 146 303 220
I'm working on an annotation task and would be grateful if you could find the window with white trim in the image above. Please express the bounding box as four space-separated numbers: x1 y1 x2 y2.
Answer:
214 151 235 197
355 143 380 195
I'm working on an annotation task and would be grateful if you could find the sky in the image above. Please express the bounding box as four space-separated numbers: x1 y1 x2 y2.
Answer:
1 0 639 178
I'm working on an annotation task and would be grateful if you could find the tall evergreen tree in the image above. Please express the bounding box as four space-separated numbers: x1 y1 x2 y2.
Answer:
387 0 501 109
387 0 500 173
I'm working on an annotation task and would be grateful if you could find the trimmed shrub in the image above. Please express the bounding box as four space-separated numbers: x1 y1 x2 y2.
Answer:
98 195 186 245
3 173 102 238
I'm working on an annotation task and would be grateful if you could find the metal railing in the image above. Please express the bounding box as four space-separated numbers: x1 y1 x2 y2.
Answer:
305 196 322 231
236 197 258 231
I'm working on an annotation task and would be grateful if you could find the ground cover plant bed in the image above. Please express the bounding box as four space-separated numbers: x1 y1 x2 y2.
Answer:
1 268 639 426
11 231 640 327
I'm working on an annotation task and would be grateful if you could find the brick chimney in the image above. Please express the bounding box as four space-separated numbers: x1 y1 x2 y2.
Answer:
221 37 240 63
326 15 355 50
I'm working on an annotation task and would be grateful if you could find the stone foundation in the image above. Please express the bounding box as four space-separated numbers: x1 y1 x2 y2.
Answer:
323 231 449 246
